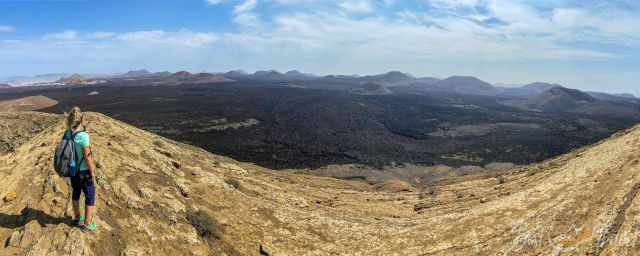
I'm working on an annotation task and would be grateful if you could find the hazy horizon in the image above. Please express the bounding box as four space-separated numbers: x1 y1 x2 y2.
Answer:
1 0 638 95
1 68 638 96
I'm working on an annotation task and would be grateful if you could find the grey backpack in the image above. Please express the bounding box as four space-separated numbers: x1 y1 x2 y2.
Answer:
54 131 84 177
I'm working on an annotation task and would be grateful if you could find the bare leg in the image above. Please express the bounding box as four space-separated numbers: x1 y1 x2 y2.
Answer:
72 200 80 219
84 205 94 225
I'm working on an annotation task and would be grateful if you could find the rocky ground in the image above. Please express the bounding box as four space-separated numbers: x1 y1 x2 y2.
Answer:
0 112 59 154
0 112 639 255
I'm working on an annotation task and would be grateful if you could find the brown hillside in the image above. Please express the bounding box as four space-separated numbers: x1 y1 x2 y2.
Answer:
0 95 58 112
0 112 639 255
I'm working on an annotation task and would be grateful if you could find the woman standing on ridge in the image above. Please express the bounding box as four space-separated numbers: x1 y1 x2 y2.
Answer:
65 106 97 232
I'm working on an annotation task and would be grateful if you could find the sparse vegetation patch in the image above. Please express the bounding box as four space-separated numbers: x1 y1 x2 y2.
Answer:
187 209 223 240
225 178 242 190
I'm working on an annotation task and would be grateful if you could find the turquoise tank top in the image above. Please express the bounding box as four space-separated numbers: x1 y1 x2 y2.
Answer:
64 130 91 171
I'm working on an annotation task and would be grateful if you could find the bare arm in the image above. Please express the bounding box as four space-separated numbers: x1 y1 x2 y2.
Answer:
83 147 96 179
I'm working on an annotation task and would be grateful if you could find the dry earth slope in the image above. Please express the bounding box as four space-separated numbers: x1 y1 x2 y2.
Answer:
0 112 640 255
0 96 58 112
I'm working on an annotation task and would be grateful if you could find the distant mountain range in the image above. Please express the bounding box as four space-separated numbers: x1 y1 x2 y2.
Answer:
211 70 638 118
398 75 496 95
104 70 232 85
0 73 68 86
504 86 597 112
497 82 561 97
208 70 637 100
56 74 90 84
3 70 636 105
172 71 232 83
44 69 637 119
120 69 153 78
587 91 639 103
501 86 640 118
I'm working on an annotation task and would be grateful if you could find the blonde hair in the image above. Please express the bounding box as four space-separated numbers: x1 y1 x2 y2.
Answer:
66 106 83 130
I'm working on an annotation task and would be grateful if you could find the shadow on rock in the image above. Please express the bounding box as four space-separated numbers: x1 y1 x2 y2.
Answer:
0 207 73 229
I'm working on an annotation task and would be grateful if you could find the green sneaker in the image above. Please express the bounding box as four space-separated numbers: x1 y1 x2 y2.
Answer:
80 220 96 232
74 215 85 227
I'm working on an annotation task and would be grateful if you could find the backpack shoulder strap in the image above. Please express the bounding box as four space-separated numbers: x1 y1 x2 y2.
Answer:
63 130 72 140
71 130 91 169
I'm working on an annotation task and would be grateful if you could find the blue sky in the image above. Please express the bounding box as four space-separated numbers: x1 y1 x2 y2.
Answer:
0 0 638 95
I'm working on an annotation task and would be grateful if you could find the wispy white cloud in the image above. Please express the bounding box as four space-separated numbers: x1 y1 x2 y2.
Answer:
115 30 219 47
427 0 479 9
339 0 373 13
40 30 218 48
271 0 319 4
2 39 20 43
205 0 226 5
233 12 262 28
0 25 16 32
12 2 636 63
234 0 257 13
12 2 640 63
383 0 395 6
44 30 80 40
